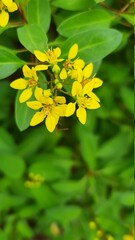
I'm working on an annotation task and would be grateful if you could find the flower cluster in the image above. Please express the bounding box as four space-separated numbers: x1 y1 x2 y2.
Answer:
10 44 103 132
0 0 18 27
88 221 134 240
25 172 45 188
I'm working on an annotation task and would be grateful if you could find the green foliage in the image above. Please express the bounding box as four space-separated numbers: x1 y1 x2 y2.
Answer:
25 0 51 33
0 0 134 239
61 28 122 62
58 9 114 37
0 47 24 79
17 24 48 53
15 91 36 131
51 0 95 11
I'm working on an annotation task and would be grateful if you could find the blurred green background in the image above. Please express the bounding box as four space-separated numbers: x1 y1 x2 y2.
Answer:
0 0 134 239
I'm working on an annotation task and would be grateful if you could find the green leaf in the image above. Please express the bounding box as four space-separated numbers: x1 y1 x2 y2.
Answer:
46 205 82 225
120 87 134 114
29 155 72 180
17 24 48 53
61 28 122 62
17 220 33 238
121 13 134 26
15 91 34 131
120 191 134 207
79 132 98 169
0 47 24 79
0 154 25 179
52 178 87 196
0 127 16 154
95 0 104 2
16 0 30 6
97 127 133 160
25 0 51 33
0 230 7 240
58 9 114 37
0 193 25 211
51 0 95 11
31 185 63 208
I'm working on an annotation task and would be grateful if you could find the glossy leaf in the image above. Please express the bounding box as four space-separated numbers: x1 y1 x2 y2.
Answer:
58 9 114 37
51 0 95 11
0 47 24 80
25 0 51 33
61 28 122 62
17 24 48 53
15 91 34 131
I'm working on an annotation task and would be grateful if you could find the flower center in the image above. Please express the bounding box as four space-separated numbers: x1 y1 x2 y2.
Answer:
47 50 57 65
77 96 88 108
28 79 37 87
64 60 73 70
43 105 51 116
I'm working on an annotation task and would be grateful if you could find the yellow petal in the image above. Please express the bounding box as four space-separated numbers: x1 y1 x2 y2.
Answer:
76 107 86 124
54 96 66 104
54 47 61 58
92 78 103 88
34 50 48 62
70 69 78 80
45 114 58 132
30 111 45 126
88 92 100 102
31 67 38 81
52 64 60 73
76 68 83 82
68 44 78 60
74 59 85 69
83 81 94 95
26 101 43 110
123 235 134 240
86 99 100 109
65 102 76 117
43 89 51 97
60 68 67 80
22 65 31 78
10 78 28 89
7 2 18 12
83 63 93 79
19 88 32 103
0 10 9 27
72 81 82 96
34 87 43 100
53 104 66 117
35 64 48 71
2 0 12 8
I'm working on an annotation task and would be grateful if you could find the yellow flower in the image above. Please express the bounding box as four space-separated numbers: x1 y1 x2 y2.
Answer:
34 47 63 72
10 65 46 103
60 43 85 80
0 0 18 27
50 222 61 236
27 87 66 132
25 172 45 188
106 235 114 240
65 81 100 124
88 221 97 230
123 235 134 240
